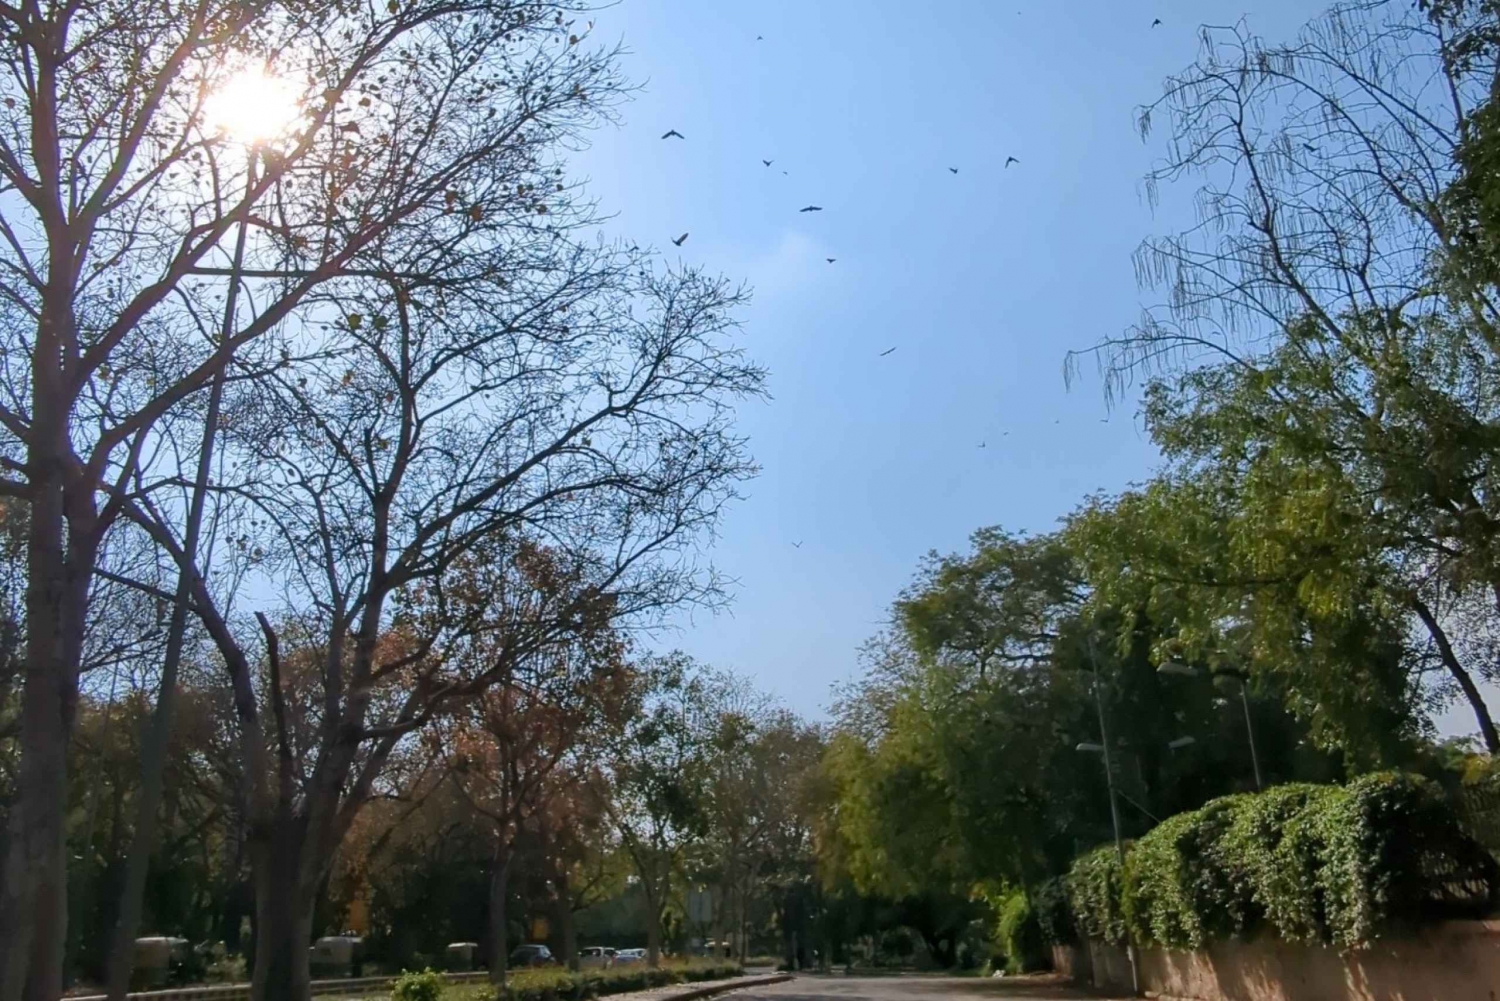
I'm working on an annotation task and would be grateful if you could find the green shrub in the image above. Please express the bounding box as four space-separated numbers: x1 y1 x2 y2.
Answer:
1066 844 1128 944
1031 876 1076 946
1122 794 1251 949
495 961 742 1001
1316 772 1499 947
1214 782 1330 942
996 889 1048 973
393 969 446 1001
1062 772 1499 953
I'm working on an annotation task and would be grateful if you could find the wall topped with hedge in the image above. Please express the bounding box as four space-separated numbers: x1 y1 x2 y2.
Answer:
1062 772 1500 952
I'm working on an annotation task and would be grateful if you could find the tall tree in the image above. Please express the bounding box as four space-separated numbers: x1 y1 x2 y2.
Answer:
0 2 665 996
1067 1 1500 749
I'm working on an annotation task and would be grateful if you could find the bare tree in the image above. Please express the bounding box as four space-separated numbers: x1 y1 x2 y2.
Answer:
130 240 759 1001
0 0 659 995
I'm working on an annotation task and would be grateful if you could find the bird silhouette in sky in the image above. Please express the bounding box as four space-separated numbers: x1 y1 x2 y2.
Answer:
763 159 773 167
879 346 897 357
949 167 959 174
757 35 764 40
1005 156 1020 168
978 442 986 449
661 129 685 140
672 233 688 246
826 258 836 263
1002 431 1010 436
791 540 803 549
1152 18 1162 27
800 205 823 212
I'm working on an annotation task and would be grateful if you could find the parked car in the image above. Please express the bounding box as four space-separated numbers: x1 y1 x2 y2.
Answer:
613 948 645 966
509 944 555 968
579 946 615 969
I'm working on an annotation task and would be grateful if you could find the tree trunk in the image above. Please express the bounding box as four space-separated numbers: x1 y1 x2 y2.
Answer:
104 303 233 1001
554 872 576 972
645 885 662 970
487 843 513 986
248 834 314 1001
0 417 91 1001
1413 596 1500 753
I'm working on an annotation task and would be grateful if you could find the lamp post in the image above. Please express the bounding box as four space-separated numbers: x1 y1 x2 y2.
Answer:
1158 661 1262 791
1079 635 1139 998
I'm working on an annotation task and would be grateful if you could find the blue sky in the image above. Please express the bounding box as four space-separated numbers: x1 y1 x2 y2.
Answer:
567 1 1482 726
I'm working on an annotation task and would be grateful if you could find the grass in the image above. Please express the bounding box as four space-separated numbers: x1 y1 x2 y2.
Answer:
388 959 745 1001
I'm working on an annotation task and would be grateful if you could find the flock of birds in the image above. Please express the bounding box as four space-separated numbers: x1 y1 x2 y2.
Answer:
653 18 1169 542
655 127 1021 361
654 18 1169 359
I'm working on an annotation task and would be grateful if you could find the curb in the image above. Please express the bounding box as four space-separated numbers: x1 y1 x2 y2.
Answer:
653 974 795 1001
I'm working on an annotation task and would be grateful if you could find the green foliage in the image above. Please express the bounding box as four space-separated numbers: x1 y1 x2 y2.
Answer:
494 963 743 1001
995 890 1048 974
392 969 446 1001
1066 774 1499 951
1066 846 1128 945
1030 877 1076 947
1122 797 1243 950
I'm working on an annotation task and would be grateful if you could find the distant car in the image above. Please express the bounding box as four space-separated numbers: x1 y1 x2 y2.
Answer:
509 944 555 968
579 947 615 970
613 948 645 965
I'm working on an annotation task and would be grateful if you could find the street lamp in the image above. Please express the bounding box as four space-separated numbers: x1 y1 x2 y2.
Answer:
1079 636 1139 998
1158 661 1262 791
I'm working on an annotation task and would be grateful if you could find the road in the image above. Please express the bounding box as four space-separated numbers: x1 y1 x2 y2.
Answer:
722 974 1125 1001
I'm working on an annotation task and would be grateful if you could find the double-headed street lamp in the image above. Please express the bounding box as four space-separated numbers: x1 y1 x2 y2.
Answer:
1158 661 1262 791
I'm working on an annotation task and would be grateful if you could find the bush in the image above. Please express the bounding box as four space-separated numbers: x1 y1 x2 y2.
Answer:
1031 876 1076 946
393 969 446 1001
1122 794 1251 949
1067 845 1128 944
1062 772 1500 952
996 889 1048 974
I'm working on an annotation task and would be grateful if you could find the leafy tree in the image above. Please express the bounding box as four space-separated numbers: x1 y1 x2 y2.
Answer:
1067 1 1500 753
606 655 724 967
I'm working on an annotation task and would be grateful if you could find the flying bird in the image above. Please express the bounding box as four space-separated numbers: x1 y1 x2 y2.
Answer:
762 159 773 167
1005 156 1019 168
949 167 959 174
757 34 764 40
661 129 685 140
799 205 823 212
978 442 986 449
791 540 803 549
878 346 897 357
826 258 836 263
1152 18 1162 27
672 232 688 246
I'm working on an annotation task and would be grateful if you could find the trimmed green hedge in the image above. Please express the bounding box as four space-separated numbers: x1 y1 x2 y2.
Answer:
496 962 744 1001
1067 845 1127 945
1064 773 1499 951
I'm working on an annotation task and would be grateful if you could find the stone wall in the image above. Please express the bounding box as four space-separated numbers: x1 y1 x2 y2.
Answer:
1059 920 1500 1001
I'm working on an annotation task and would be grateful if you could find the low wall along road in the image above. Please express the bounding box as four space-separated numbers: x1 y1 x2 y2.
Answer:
1056 919 1500 1001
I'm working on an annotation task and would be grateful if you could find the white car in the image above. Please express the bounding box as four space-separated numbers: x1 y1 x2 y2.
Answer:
613 948 646 966
580 947 615 970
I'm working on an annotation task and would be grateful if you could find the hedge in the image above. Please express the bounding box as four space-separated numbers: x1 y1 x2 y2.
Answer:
995 889 1048 974
494 962 744 1001
1063 772 1499 951
1030 876 1076 947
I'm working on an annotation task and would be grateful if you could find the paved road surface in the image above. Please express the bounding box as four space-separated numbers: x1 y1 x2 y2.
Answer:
719 974 1125 1001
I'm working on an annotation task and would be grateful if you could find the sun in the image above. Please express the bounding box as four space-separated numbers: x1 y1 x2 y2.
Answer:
207 67 298 145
